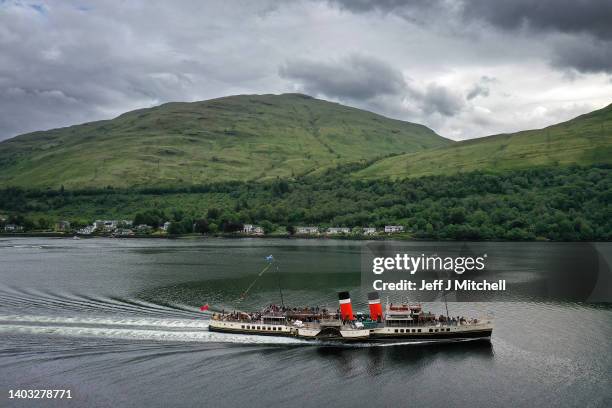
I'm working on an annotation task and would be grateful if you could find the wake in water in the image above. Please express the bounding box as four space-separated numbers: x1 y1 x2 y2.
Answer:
0 313 492 349
0 286 498 348
0 285 310 345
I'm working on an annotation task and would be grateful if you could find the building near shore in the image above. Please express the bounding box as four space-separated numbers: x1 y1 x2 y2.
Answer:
362 227 377 235
327 227 351 235
384 225 404 233
4 224 23 232
243 224 264 235
76 225 94 235
94 220 119 232
296 226 319 235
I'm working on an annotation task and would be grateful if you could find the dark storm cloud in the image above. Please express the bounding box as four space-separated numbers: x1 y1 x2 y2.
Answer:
280 54 465 117
327 0 612 40
460 0 612 41
461 0 612 73
550 37 612 74
279 54 406 100
325 0 612 74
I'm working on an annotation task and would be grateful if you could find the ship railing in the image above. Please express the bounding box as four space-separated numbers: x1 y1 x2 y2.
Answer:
384 318 490 327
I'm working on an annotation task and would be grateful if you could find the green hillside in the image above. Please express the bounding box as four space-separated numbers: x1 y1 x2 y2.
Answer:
0 93 448 188
355 103 612 180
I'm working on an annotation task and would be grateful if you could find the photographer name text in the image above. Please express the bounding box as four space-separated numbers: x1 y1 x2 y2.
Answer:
372 279 506 292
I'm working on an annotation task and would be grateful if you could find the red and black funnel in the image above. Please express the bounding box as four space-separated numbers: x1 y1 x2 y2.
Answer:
368 291 383 321
338 291 355 321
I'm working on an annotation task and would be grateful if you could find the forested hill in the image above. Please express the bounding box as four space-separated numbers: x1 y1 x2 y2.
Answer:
356 102 612 179
1 164 609 241
0 93 449 189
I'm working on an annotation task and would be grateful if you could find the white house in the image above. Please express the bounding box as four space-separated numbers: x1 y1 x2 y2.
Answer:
162 221 171 231
4 224 23 232
94 220 118 232
77 225 94 235
384 225 404 233
327 227 351 235
243 224 264 235
296 226 318 235
362 227 377 235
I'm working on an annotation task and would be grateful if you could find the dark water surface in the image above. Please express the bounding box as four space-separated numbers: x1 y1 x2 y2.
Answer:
0 237 610 408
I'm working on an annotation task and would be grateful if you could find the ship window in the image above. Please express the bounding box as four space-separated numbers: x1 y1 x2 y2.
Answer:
400 329 404 333
394 329 399 333
412 329 415 333
435 329 439 332
418 329 421 333
241 325 245 329
447 328 450 332
429 329 433 333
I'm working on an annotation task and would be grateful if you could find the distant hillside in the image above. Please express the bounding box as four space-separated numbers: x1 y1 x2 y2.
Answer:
0 93 449 188
355 103 612 179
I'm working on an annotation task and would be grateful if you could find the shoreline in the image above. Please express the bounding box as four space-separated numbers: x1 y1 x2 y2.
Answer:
0 232 593 242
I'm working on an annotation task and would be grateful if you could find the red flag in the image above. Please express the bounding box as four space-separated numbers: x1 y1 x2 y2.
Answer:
200 304 209 311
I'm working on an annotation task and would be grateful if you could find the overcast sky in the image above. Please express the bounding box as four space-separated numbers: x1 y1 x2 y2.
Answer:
1 0 611 141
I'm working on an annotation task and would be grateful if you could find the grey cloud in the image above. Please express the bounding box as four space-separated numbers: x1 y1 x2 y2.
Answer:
280 54 465 117
461 0 612 41
461 0 612 74
0 1 279 140
466 76 495 100
0 0 609 142
550 36 612 74
327 0 612 41
279 54 406 100
466 84 489 100
421 84 465 117
324 0 612 74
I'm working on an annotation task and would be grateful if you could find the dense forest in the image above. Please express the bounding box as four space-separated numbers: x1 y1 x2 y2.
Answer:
0 164 610 241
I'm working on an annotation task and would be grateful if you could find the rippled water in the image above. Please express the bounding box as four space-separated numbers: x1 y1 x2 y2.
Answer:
0 237 611 408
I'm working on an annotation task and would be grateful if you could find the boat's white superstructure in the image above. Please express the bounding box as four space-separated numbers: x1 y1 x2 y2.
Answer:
208 291 493 343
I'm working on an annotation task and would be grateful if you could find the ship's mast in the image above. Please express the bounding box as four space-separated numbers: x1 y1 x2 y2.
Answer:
443 284 450 321
275 263 285 308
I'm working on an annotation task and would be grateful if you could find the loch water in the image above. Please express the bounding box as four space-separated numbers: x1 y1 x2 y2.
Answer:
0 237 610 408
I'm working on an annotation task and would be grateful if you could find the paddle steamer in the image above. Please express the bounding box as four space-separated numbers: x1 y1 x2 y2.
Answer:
209 291 493 343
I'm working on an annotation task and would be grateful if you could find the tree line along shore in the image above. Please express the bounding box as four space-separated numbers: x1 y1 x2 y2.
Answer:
0 164 610 241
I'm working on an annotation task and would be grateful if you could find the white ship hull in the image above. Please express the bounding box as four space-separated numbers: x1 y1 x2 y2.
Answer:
208 319 492 342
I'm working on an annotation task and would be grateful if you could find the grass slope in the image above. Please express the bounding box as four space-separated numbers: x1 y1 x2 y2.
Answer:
355 103 612 180
0 93 448 188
